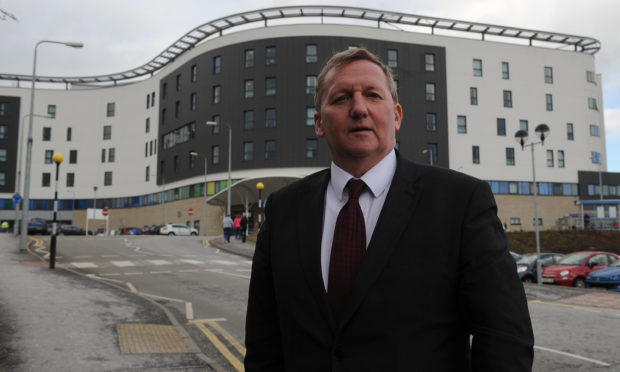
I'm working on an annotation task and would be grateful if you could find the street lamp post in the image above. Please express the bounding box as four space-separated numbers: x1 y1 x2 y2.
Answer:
515 123 550 285
91 186 97 237
422 148 434 166
20 40 83 252
206 120 231 215
256 182 264 231
49 153 64 269
190 151 208 236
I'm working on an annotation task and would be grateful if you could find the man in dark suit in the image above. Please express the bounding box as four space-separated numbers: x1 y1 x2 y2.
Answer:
245 47 534 371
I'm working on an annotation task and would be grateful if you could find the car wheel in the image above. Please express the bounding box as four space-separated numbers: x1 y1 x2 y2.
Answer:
168 232 175 236
574 277 586 288
522 276 534 283
191 232 197 236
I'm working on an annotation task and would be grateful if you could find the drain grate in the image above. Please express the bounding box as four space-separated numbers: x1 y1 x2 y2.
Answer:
117 323 193 354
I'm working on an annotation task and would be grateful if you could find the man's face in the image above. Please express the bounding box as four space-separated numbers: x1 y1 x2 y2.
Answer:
314 60 402 171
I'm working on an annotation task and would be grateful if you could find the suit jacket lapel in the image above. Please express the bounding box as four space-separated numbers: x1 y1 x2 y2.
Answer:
296 170 336 328
341 156 423 327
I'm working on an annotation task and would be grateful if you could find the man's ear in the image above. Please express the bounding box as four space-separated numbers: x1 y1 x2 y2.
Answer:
314 111 325 137
393 103 403 132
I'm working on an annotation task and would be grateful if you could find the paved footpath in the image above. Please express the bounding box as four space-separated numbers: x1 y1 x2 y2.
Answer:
0 234 219 372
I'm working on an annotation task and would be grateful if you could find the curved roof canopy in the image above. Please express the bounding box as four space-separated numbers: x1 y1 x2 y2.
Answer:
0 5 601 86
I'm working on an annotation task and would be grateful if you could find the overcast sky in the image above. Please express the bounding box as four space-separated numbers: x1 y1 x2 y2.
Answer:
1 0 618 172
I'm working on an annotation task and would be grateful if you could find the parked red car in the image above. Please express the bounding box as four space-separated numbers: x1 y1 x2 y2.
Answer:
541 251 619 288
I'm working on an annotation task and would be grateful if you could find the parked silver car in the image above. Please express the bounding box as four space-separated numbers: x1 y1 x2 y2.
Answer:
159 224 198 236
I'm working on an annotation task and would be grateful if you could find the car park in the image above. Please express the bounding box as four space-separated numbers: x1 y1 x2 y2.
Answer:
515 253 564 283
159 224 198 236
541 251 619 288
587 260 620 292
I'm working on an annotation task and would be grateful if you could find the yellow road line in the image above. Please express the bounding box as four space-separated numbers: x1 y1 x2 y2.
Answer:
531 299 620 313
207 321 246 356
193 322 244 372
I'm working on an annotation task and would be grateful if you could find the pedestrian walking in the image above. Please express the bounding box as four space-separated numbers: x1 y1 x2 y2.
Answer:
222 214 233 243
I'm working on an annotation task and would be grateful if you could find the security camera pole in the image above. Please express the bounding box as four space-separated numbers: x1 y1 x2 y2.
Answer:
49 153 64 269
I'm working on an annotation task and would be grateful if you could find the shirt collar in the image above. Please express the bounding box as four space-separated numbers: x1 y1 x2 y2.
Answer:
330 150 397 201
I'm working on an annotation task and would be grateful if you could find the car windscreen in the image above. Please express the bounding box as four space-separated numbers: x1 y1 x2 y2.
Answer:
557 253 590 265
516 254 538 265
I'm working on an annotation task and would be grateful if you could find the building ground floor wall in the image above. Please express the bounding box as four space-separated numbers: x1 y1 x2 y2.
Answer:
495 195 579 232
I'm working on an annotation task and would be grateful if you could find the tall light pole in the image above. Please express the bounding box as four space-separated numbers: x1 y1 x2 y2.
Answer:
20 40 83 252
422 148 434 166
190 151 208 236
515 123 550 285
14 114 53 235
49 153 64 269
206 120 232 215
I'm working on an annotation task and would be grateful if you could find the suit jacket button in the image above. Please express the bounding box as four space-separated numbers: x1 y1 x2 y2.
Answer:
334 348 344 358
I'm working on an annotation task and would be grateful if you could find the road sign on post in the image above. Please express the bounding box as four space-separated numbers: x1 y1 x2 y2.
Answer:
102 208 109 217
188 208 194 216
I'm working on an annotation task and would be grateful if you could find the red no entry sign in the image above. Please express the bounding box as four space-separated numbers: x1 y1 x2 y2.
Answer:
102 208 109 217
188 208 194 216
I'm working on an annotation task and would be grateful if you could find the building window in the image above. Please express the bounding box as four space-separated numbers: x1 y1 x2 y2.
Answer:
101 149 106 163
473 59 483 76
0 102 8 117
146 94 150 109
244 80 254 98
306 44 318 63
244 49 254 68
547 149 554 167
425 83 436 101
213 56 221 75
306 107 315 126
425 53 435 72
243 142 254 161
567 123 574 140
189 64 197 82
189 152 195 169
590 124 600 137
44 150 53 164
306 139 318 159
190 93 197 111
173 155 179 173
472 146 480 164
43 127 51 141
519 120 528 132
0 172 4 186
586 71 596 84
544 66 553 83
42 173 51 187
510 218 521 226
503 90 513 108
69 150 77 164
213 86 221 104
306 75 317 95
244 110 254 130
387 49 398 68
150 140 153 155
502 62 509 79
558 150 565 168
426 113 437 131
66 127 72 141
497 118 506 136
457 115 467 133
175 101 180 118
145 118 150 133
264 140 276 160
176 74 181 91
588 97 598 110
151 92 155 107
104 171 112 186
470 87 478 105
265 77 276 96
265 108 276 128
145 142 148 157
212 145 220 164
506 147 515 165
427 143 438 165
66 172 74 187
103 125 111 140
106 102 115 117
162 83 167 99
0 148 6 162
108 148 115 163
265 46 276 65
145 166 150 182
0 126 7 139
211 115 220 134
591 152 601 164
47 104 56 118
546 94 553 111
161 108 167 125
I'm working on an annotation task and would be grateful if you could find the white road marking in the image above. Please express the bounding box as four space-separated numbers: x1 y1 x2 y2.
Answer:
211 259 237 266
179 269 200 273
102 255 120 258
75 255 93 259
140 292 185 303
150 271 172 274
147 259 172 266
124 272 144 276
99 273 121 277
70 262 99 269
126 282 137 293
111 260 136 267
188 318 227 323
204 269 250 279
185 302 194 320
179 259 204 265
534 345 611 367
236 269 252 272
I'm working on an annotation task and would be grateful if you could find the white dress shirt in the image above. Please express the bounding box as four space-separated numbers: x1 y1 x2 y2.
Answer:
320 150 397 290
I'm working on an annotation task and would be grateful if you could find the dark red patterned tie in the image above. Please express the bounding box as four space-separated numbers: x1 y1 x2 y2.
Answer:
328 179 367 322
